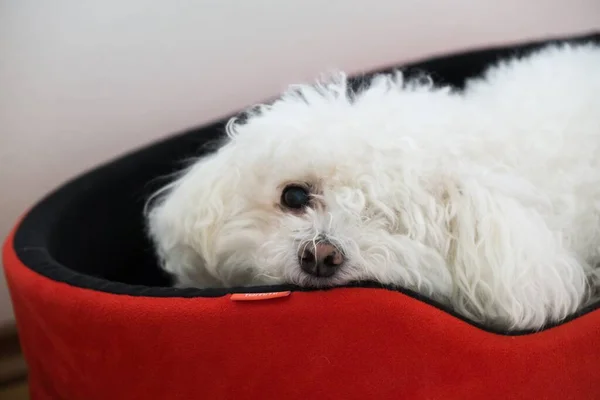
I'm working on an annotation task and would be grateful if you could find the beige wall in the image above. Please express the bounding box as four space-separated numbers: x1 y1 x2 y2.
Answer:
1 0 599 325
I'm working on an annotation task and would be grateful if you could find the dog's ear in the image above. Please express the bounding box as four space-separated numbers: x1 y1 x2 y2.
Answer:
146 148 241 288
441 173 587 329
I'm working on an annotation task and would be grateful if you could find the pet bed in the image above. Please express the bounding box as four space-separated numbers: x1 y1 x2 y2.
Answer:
4 32 600 400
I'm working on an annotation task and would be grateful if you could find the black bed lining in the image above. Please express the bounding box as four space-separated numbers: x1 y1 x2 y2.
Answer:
11 31 600 337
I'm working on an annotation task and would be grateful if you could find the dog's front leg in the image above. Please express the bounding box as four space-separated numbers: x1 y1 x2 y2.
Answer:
445 179 589 330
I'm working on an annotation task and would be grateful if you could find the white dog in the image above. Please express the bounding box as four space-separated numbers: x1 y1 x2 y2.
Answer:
147 42 600 331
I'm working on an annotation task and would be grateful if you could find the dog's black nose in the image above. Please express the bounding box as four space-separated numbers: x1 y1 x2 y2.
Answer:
299 243 344 278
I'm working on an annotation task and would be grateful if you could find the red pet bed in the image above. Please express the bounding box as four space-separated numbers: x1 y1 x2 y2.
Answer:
4 33 600 400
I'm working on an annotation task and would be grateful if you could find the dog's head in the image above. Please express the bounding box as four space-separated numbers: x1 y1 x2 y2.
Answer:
147 73 457 296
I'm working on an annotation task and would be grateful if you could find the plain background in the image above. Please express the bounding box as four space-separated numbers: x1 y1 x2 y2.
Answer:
1 0 599 326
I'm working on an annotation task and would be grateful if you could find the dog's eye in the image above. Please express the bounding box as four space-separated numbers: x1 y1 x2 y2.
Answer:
281 185 311 210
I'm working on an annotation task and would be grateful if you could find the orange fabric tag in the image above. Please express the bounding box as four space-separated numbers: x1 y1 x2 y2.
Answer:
230 291 291 301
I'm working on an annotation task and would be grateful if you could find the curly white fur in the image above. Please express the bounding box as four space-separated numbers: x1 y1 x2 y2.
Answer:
147 43 600 330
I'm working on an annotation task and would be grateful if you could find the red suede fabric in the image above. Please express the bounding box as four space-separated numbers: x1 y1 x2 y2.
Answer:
4 229 600 400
